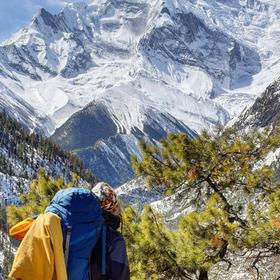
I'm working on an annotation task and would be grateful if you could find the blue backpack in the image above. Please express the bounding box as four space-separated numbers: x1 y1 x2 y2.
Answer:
45 187 106 280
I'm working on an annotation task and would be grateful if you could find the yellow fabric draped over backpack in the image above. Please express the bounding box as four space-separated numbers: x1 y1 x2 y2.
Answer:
9 212 67 280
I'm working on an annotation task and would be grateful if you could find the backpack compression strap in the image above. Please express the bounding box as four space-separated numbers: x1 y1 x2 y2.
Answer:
64 225 72 267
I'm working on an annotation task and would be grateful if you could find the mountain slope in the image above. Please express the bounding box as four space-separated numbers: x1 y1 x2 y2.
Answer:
236 76 280 128
51 100 196 185
0 111 95 204
0 82 54 134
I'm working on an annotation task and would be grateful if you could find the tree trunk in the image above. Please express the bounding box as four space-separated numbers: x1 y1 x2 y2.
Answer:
198 269 208 280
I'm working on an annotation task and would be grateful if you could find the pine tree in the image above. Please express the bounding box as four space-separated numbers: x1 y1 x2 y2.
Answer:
130 127 280 279
122 206 191 280
174 194 238 279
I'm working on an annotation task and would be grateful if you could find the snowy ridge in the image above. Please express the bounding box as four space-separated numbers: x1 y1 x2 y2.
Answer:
51 101 196 185
0 81 54 134
236 75 280 129
1 0 280 135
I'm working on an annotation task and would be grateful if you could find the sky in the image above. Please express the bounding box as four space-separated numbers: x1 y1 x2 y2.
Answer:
0 0 90 42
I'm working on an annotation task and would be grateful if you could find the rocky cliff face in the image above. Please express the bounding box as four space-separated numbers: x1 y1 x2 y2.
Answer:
236 76 280 129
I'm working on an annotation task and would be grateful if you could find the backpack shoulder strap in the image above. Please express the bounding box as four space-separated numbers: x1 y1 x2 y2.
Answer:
101 225 107 277
64 224 72 267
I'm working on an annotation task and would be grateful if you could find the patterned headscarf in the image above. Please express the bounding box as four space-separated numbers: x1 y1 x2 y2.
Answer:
91 182 121 216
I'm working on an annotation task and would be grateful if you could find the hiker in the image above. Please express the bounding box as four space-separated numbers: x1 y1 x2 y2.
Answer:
9 187 104 280
9 186 129 280
91 182 130 280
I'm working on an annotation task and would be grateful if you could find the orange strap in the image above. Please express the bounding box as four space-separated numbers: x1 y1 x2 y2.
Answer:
9 217 36 241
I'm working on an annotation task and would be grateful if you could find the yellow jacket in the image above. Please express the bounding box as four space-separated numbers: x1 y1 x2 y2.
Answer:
9 212 67 280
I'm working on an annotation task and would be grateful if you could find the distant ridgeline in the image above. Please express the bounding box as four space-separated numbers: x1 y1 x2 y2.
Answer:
0 111 96 205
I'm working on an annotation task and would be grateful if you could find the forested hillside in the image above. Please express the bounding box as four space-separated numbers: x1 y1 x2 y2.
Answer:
0 110 95 205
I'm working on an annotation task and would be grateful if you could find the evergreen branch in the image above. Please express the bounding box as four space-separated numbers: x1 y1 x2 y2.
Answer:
149 209 193 280
205 175 247 227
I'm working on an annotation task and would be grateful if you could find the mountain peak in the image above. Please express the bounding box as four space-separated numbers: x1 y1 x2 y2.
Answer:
33 7 57 31
63 1 89 11
38 7 52 17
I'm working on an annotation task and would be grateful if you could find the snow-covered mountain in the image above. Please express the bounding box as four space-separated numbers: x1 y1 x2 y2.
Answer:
51 101 196 185
236 75 280 129
234 74 280 171
1 0 280 185
116 177 198 226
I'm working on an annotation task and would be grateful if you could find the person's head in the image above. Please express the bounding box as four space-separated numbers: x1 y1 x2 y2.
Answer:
91 182 121 216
